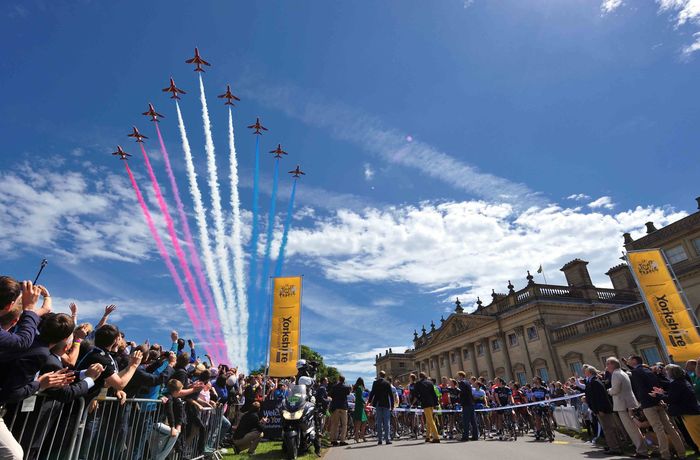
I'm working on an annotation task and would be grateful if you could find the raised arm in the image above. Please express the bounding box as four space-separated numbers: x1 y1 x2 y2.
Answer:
105 350 142 390
95 304 117 330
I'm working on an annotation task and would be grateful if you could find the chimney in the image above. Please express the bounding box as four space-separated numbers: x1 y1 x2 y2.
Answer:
605 263 636 291
696 196 700 210
645 222 657 234
560 259 593 287
623 232 634 245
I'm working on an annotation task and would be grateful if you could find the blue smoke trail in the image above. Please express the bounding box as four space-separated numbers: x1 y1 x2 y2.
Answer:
248 136 261 367
257 158 280 365
274 179 298 277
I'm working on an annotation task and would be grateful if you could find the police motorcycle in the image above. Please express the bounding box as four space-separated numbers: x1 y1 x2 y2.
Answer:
280 360 321 459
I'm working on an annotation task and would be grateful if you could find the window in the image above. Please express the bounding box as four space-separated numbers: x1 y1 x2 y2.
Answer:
463 349 469 359
477 343 484 356
508 333 518 347
641 346 662 365
492 339 501 351
527 326 539 341
451 353 456 364
516 372 527 386
569 362 583 377
440 357 445 367
666 245 688 264
430 360 434 369
693 238 700 256
399 362 405 368
537 367 549 383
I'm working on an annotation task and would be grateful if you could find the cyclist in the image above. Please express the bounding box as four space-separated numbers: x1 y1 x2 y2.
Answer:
510 382 530 432
529 376 551 440
492 378 514 439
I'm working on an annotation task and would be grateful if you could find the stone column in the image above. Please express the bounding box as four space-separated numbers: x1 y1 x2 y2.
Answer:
515 326 534 378
499 332 514 381
483 337 496 378
469 342 480 377
454 347 464 375
537 318 564 380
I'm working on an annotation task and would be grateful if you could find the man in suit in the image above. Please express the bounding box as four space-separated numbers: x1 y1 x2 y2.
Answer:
584 365 623 455
628 355 686 460
606 357 648 457
368 370 394 445
457 371 477 441
415 372 440 443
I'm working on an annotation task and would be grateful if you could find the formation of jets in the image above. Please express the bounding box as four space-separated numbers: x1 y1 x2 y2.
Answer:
162 77 186 100
270 144 287 159
185 47 211 72
247 117 268 135
142 103 164 122
114 48 307 180
128 126 148 143
112 146 131 160
217 84 240 106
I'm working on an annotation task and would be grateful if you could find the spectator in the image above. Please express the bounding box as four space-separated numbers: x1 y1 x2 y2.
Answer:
606 356 647 458
457 371 478 441
351 378 368 443
0 278 52 362
583 365 623 455
650 364 700 450
415 372 440 443
231 401 267 455
628 355 686 460
368 371 393 445
328 375 351 446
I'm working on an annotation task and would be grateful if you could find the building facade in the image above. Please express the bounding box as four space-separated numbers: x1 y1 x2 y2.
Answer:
376 197 700 385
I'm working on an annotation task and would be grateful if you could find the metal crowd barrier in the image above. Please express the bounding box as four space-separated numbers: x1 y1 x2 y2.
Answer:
2 393 227 460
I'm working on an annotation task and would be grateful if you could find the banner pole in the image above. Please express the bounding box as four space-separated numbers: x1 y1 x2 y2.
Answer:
625 251 672 362
263 276 273 395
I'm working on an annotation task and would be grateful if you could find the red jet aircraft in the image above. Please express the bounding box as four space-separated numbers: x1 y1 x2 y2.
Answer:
112 146 132 160
127 126 148 143
289 165 305 178
185 47 211 72
142 103 164 122
162 78 186 99
247 117 268 135
269 144 288 159
217 84 240 106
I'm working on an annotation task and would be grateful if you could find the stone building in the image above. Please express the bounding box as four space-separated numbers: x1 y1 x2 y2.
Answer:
376 197 700 385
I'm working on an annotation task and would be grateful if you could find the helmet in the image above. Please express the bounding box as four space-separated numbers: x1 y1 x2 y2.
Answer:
296 359 307 370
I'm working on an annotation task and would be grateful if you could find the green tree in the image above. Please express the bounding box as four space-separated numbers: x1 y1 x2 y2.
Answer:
300 345 340 381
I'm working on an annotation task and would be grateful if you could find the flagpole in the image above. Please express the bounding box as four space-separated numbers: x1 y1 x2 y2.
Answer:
538 264 548 285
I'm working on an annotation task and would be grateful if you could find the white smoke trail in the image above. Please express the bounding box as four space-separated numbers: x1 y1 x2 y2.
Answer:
228 108 249 370
175 101 235 364
198 75 243 369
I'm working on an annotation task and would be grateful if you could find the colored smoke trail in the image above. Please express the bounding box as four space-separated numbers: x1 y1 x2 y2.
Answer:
155 124 225 361
248 135 261 366
198 75 242 368
175 101 235 364
138 142 226 361
274 179 298 277
124 162 213 359
257 158 280 363
227 108 248 368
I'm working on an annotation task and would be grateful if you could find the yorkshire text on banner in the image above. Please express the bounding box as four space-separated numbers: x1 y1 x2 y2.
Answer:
268 276 302 377
628 249 700 362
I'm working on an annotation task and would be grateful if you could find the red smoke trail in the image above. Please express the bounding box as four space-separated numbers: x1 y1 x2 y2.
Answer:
124 162 219 361
138 143 227 360
154 125 228 359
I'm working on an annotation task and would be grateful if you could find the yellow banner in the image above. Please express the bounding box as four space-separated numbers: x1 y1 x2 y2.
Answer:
268 276 302 377
628 249 700 362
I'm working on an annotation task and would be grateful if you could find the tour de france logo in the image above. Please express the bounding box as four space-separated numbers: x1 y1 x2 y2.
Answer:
278 284 297 298
637 259 660 276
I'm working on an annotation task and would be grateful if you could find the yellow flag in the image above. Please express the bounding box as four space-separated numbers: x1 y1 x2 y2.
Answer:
268 276 302 377
628 249 700 362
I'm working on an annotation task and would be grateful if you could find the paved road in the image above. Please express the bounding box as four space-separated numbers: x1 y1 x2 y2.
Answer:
324 433 630 460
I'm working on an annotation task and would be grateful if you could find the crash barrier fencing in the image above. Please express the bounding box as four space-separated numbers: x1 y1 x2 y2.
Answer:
2 393 226 460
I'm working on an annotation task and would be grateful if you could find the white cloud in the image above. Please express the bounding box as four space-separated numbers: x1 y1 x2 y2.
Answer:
682 32 700 56
243 83 540 206
658 0 700 26
566 193 591 201
601 0 624 14
283 200 686 302
363 163 375 181
588 196 616 209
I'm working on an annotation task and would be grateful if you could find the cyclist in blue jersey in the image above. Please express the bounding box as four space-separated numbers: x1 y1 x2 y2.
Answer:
529 377 551 439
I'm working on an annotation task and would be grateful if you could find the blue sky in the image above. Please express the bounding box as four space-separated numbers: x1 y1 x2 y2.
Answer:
1 0 700 379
